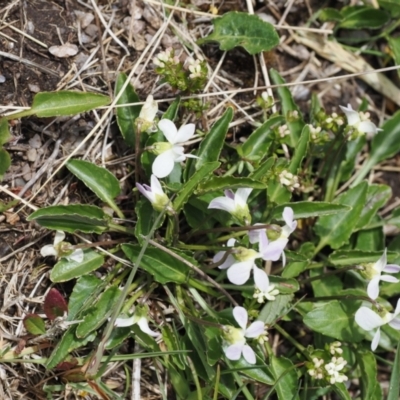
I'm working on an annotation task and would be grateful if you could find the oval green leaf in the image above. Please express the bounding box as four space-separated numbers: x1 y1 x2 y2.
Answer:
339 6 390 29
24 314 46 335
67 159 121 211
122 244 190 284
8 91 110 119
314 181 368 250
195 107 233 171
303 300 364 342
270 356 299 400
241 116 284 158
50 249 105 282
272 201 351 220
197 12 279 55
27 204 109 233
76 286 120 338
67 275 102 321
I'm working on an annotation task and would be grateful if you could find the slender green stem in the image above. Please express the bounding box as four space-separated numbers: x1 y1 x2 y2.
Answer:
273 324 306 354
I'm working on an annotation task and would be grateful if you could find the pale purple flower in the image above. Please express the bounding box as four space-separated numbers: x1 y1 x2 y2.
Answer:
216 238 269 289
364 248 400 300
152 119 198 179
355 299 400 351
223 306 264 364
209 188 252 225
136 174 172 212
255 207 297 266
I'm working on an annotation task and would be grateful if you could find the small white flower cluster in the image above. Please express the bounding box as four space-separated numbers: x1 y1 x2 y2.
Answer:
187 57 203 79
253 284 279 303
307 357 325 380
307 343 348 385
278 124 290 138
153 47 179 67
325 112 344 126
279 170 300 192
328 341 343 356
325 357 348 384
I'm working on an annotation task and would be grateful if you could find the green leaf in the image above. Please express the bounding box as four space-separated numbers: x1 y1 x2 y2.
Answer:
115 72 141 148
258 294 292 325
0 148 11 180
27 205 109 233
8 91 110 120
270 356 299 400
379 0 400 17
174 162 220 212
314 182 368 250
339 6 390 29
196 176 266 194
46 327 96 369
329 249 398 266
197 12 279 55
269 276 299 294
249 156 275 182
303 300 364 342
134 199 163 244
195 108 233 171
76 285 121 338
353 111 400 186
389 36 400 78
0 118 10 145
241 116 284 158
24 314 46 335
270 69 305 146
227 358 274 385
355 184 391 230
338 136 366 183
354 225 384 251
388 341 400 400
272 202 351 220
332 383 352 400
163 96 180 121
318 8 343 22
50 249 105 282
122 244 190 284
289 124 309 173
357 350 382 400
67 275 102 321
67 160 121 213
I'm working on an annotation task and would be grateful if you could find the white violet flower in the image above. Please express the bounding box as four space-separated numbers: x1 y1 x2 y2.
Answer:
136 174 173 213
208 188 252 225
216 238 269 289
223 306 264 364
251 207 297 267
355 299 400 351
362 248 400 300
151 119 198 179
40 231 84 263
136 95 158 133
339 104 382 139
114 305 159 337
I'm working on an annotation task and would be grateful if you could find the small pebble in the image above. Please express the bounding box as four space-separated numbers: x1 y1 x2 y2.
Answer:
0 75 5 83
27 148 37 162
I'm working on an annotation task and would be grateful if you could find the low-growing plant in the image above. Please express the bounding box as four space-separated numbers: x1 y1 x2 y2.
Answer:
2 8 400 400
